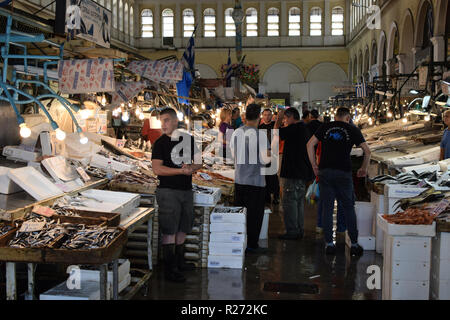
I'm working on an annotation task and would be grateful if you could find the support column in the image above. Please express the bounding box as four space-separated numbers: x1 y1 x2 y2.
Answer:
259 1 266 37
196 2 203 38
154 4 161 41
302 1 309 36
396 54 406 74
324 0 331 36
217 1 224 38
175 3 181 38
431 36 446 62
280 1 287 37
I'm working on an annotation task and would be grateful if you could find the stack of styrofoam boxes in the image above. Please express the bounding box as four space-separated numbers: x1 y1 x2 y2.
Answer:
208 206 247 269
371 190 385 254
430 232 450 300
377 214 435 300
185 206 213 268
346 202 376 250
40 259 131 300
207 268 245 299
377 184 427 255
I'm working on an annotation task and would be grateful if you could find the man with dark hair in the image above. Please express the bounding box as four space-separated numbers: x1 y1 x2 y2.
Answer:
307 109 322 136
302 110 311 124
274 107 313 240
231 104 270 254
307 107 371 256
151 107 203 282
259 108 280 205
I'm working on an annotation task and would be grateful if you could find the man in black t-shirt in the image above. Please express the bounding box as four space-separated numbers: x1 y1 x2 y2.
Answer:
307 109 322 136
274 108 313 240
307 107 371 256
151 108 202 282
259 108 280 204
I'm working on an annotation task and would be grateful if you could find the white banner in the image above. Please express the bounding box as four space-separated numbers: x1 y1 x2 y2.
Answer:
66 0 111 48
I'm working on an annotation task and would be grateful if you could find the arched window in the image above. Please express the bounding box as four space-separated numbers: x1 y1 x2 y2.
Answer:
162 9 174 38
124 3 129 35
183 9 195 38
310 7 322 36
141 9 153 38
288 7 301 36
119 0 123 32
204 8 216 37
225 8 236 37
246 7 258 37
112 0 117 29
267 8 279 37
130 6 134 37
332 7 344 36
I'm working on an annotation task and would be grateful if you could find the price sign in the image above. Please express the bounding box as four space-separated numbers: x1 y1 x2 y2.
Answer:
19 221 46 233
76 167 91 182
32 205 56 218
199 172 212 181
433 199 450 216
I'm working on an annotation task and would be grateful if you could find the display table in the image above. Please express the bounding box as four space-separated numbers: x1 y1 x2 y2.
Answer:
2 207 154 300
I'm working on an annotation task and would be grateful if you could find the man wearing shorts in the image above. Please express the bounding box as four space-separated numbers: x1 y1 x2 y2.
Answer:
152 108 202 282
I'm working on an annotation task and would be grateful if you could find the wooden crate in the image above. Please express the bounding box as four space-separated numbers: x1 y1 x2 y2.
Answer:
53 210 120 227
108 181 157 195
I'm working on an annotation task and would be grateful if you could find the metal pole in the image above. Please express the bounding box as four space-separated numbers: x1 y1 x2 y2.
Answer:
6 262 16 300
147 217 153 270
99 264 108 300
26 263 36 300
113 260 119 300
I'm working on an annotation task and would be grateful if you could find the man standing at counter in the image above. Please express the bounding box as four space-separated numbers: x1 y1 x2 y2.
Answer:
151 108 202 282
307 107 371 256
440 109 450 160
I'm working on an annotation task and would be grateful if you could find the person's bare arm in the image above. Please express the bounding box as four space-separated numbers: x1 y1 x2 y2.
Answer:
152 159 190 176
274 110 285 130
307 135 319 177
441 148 445 161
357 142 372 177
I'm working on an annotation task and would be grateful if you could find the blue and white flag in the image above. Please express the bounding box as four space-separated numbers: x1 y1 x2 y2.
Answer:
356 78 367 98
181 29 196 79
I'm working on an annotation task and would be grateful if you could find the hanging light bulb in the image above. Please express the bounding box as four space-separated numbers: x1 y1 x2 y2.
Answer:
79 132 89 145
135 108 141 116
402 117 408 124
201 103 205 110
185 118 190 125
122 111 130 122
177 112 184 121
387 112 393 118
368 117 373 125
19 123 31 138
424 115 431 122
194 106 199 113
101 96 106 105
139 113 145 120
55 128 66 141
80 109 91 120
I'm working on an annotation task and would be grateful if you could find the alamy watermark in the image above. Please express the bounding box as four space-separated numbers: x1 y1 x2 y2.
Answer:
366 5 381 30
366 265 381 290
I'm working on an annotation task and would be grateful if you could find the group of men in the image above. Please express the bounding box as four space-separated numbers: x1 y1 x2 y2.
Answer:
151 104 372 282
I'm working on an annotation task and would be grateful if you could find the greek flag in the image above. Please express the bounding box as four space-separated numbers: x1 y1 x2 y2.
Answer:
356 78 367 98
181 29 196 79
225 49 232 87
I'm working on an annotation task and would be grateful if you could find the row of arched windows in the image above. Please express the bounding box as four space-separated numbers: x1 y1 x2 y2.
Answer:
141 6 345 38
97 0 134 37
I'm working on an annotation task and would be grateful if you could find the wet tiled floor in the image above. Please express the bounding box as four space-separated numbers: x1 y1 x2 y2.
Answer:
138 202 383 300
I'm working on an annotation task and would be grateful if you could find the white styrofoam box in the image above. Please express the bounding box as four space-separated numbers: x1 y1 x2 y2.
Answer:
391 260 431 281
371 192 386 254
208 254 245 269
431 274 450 300
0 167 22 194
355 201 375 236
390 280 430 300
2 146 40 162
193 185 222 206
431 254 450 280
259 211 270 240
386 235 432 262
209 241 246 256
39 273 131 300
8 166 64 201
209 232 246 244
72 259 130 285
432 232 450 261
377 214 436 237
210 223 246 233
384 184 428 199
74 189 140 217
345 233 376 251
401 163 440 173
210 207 247 224
90 153 136 172
42 155 78 182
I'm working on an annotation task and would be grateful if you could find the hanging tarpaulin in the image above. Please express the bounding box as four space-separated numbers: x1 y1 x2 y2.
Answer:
127 60 184 84
110 81 147 107
58 58 115 94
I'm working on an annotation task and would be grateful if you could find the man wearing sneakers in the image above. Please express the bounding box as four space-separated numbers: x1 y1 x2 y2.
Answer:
152 108 202 282
306 107 371 256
